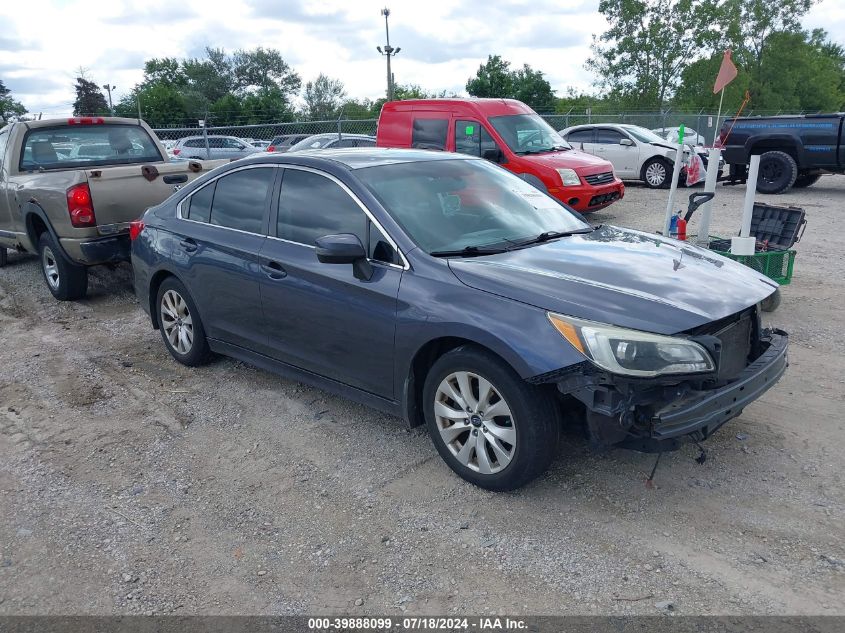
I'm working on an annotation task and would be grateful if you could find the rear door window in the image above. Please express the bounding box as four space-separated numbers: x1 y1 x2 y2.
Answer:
186 181 216 223
565 128 594 144
412 118 448 150
208 167 274 234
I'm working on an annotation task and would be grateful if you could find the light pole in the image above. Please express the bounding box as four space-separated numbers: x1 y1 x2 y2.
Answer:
376 8 400 101
102 84 116 116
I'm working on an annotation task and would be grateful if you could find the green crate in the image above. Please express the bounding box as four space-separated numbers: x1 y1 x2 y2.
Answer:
709 245 796 285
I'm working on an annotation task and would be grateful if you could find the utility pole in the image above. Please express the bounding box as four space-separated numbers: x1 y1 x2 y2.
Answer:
376 8 401 101
102 83 116 116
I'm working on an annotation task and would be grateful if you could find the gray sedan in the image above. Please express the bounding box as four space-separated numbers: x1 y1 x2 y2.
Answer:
172 135 264 160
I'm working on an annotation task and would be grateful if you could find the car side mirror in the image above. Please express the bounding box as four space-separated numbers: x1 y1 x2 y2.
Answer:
482 148 504 163
315 233 373 280
619 138 635 146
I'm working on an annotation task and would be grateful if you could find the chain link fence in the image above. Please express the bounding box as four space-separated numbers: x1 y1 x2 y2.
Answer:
152 109 808 147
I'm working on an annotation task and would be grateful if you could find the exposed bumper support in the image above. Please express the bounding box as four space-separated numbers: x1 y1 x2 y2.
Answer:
557 329 789 452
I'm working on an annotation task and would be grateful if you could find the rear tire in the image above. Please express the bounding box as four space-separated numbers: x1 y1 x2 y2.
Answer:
756 151 798 194
38 233 88 300
156 277 211 366
792 173 821 188
642 157 671 189
422 346 560 491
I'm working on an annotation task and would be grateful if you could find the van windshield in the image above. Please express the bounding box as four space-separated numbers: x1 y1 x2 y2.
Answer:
489 114 571 155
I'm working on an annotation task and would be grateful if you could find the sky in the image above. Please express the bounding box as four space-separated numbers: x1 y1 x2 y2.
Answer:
1 0 844 117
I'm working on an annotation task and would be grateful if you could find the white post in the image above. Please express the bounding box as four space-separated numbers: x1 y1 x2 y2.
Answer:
693 147 722 246
731 154 760 255
662 143 686 236
713 88 725 146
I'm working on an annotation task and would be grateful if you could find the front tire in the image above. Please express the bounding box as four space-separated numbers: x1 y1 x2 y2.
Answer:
156 277 211 366
761 288 782 312
756 151 798 194
642 158 671 189
422 346 560 491
38 233 88 300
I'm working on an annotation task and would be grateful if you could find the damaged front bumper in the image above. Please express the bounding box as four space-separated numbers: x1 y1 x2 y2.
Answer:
554 329 788 452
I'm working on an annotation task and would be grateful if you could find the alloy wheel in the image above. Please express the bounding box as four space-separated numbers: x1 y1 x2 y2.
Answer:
160 289 194 355
42 246 60 291
434 371 516 474
645 161 667 187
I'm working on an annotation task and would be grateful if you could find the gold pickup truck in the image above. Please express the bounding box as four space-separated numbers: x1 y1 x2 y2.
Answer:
0 117 227 300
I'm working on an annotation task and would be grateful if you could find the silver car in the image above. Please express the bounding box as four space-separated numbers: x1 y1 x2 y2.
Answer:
287 133 376 152
172 135 263 160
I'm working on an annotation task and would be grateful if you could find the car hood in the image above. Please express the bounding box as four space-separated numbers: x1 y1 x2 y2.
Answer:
447 225 778 334
521 149 614 174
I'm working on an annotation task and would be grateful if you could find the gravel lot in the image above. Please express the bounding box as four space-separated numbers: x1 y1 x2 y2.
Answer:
1 175 843 617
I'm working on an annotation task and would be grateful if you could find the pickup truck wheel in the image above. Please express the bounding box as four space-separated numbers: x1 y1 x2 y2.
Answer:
423 346 560 491
793 173 821 188
756 151 798 194
761 288 782 312
38 233 88 300
156 278 210 366
642 158 671 189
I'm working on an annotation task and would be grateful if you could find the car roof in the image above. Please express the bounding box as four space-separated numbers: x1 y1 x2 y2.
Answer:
238 147 474 170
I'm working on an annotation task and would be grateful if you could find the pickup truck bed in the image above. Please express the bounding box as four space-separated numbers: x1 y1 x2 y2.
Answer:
0 117 227 299
719 113 845 193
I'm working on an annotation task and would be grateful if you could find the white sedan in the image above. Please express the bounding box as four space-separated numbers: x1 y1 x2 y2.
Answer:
560 124 708 188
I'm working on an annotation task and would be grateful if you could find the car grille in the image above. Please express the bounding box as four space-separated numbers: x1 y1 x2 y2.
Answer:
584 171 615 186
587 191 621 207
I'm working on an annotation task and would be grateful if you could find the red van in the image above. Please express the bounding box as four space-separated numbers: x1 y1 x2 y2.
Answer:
376 98 624 212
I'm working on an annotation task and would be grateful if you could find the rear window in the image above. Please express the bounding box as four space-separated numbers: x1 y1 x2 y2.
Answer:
412 118 448 150
20 124 163 171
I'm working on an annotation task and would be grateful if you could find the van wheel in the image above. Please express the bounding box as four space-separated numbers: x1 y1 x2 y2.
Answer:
423 346 560 491
156 277 210 366
38 233 88 300
756 151 798 194
642 158 671 188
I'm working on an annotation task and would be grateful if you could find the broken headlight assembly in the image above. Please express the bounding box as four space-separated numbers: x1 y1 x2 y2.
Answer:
548 313 715 378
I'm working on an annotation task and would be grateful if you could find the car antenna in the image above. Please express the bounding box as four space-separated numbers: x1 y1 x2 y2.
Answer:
644 452 663 489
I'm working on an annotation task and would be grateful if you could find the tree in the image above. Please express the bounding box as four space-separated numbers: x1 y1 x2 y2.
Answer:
511 65 556 112
115 83 190 128
73 76 109 116
302 74 346 120
698 0 816 103
466 55 514 98
232 47 301 96
0 79 27 121
183 48 235 103
587 0 706 109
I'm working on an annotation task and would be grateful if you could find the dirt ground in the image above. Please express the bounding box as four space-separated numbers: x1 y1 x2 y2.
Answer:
0 174 843 617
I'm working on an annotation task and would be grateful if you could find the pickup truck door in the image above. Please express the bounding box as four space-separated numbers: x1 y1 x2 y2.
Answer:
0 127 12 232
85 160 225 229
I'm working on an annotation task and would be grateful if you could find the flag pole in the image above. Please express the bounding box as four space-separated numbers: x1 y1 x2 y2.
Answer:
713 87 725 146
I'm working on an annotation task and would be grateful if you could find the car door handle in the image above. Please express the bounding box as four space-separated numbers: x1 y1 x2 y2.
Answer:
163 174 188 184
179 238 198 253
261 260 287 279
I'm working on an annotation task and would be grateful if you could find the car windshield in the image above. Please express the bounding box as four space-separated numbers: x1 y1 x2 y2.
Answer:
288 135 336 151
488 114 571 154
356 158 591 254
622 126 671 144
20 124 163 170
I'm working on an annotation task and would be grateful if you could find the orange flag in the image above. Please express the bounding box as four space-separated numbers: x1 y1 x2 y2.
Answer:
713 50 738 94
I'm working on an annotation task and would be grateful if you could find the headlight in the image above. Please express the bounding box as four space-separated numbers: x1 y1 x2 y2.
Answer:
556 168 581 186
548 313 715 377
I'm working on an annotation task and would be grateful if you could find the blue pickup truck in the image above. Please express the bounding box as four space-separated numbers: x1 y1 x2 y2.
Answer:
719 113 844 193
